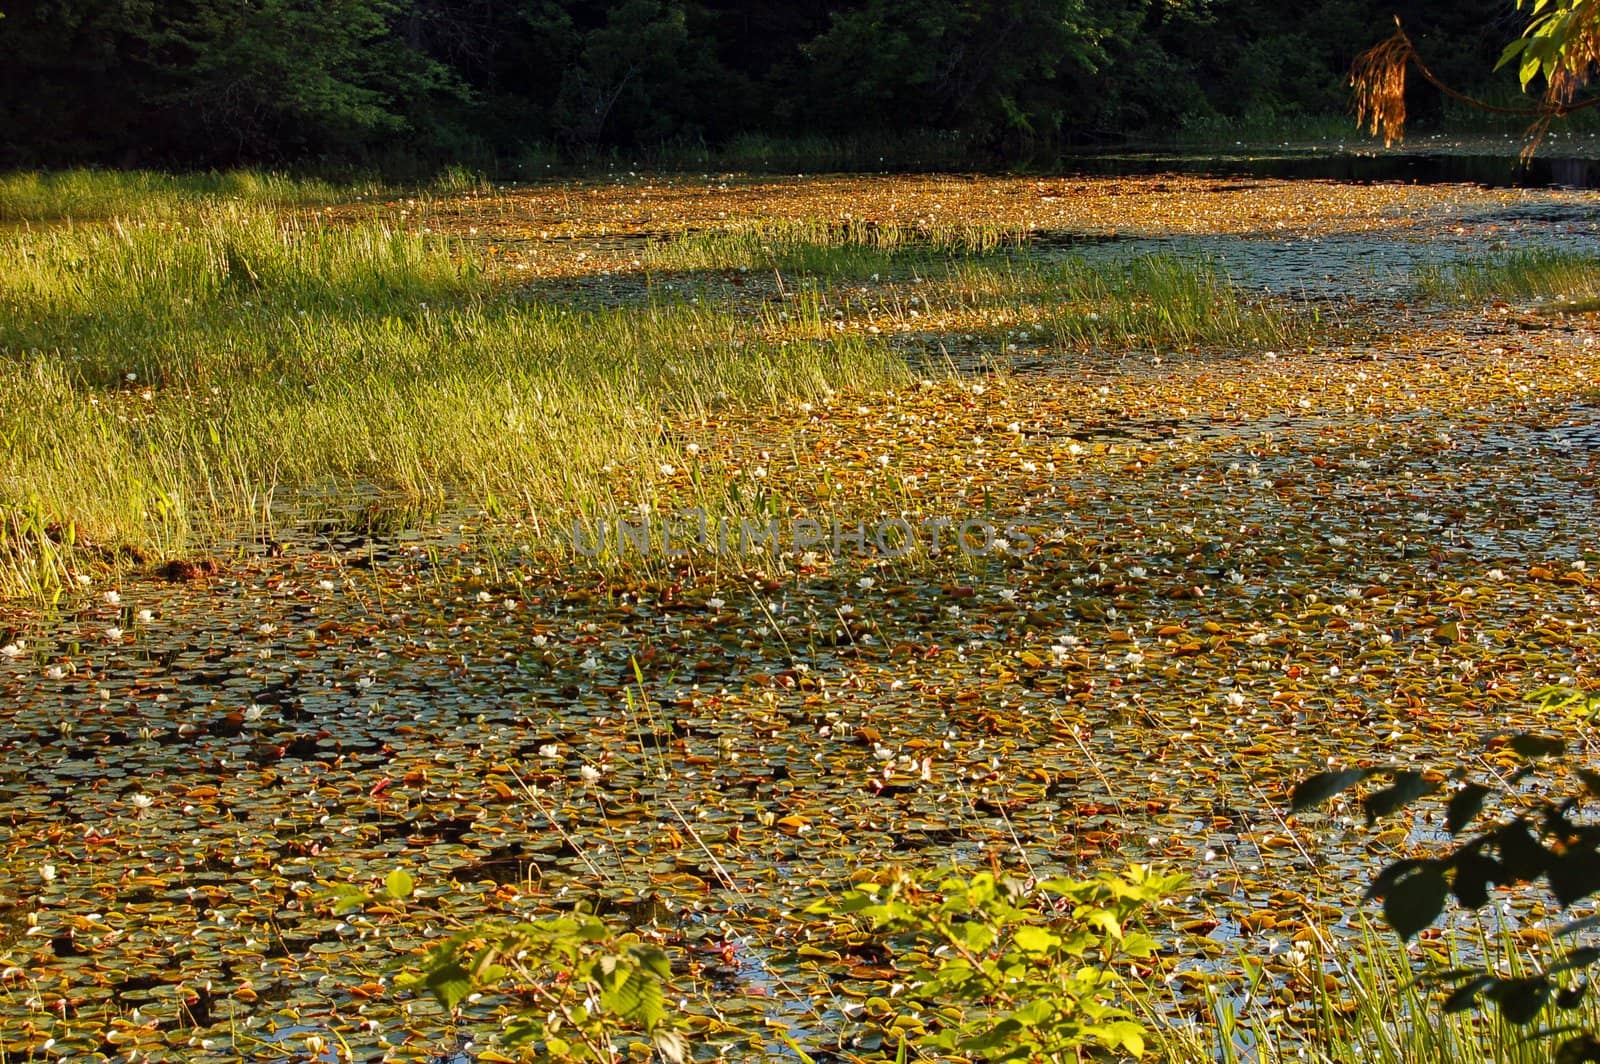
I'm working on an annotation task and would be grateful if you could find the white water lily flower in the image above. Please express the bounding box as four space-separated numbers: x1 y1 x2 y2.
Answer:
0 644 21 659
105 627 124 641
580 764 603 783
103 591 121 606
707 598 725 610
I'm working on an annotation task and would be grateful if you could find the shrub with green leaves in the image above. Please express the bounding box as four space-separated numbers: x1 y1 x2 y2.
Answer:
329 870 689 1063
805 864 1185 1061
1292 699 1600 1062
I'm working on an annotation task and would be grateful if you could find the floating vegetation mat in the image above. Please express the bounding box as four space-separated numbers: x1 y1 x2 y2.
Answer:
0 172 1598 1061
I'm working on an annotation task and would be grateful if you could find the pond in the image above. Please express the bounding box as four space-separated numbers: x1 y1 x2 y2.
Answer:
2 169 1599 1061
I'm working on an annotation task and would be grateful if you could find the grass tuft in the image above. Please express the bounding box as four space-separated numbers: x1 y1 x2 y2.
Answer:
0 169 374 224
1415 249 1600 307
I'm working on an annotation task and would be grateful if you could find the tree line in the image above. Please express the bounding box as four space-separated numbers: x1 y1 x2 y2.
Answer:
0 0 1544 170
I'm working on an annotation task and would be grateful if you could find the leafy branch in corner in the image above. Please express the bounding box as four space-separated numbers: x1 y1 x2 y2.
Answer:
1292 721 1600 1062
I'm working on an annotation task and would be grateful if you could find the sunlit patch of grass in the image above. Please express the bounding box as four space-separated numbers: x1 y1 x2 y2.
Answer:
1414 249 1600 306
0 169 377 224
646 225 1304 353
643 218 1031 276
949 253 1309 352
0 206 909 596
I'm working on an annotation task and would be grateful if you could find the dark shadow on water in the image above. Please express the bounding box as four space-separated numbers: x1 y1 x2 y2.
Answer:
1057 151 1600 189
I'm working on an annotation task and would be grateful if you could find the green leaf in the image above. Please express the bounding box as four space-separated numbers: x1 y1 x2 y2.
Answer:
1554 1034 1600 1064
1290 767 1372 812
635 946 672 980
1551 946 1600 975
1452 849 1501 910
1445 784 1493 835
424 961 473 1012
1363 770 1440 825
1548 849 1600 908
1497 820 1550 884
1100 1019 1147 1057
1509 734 1565 759
1442 974 1496 1013
1496 37 1529 70
1012 925 1061 953
1487 974 1552 1024
384 868 415 900
1521 51 1542 87
1383 865 1448 941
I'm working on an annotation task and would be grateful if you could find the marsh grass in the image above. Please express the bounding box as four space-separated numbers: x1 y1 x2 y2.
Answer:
1 194 1310 598
649 222 1304 352
1153 919 1600 1064
1415 249 1600 307
0 169 377 224
949 253 1309 352
643 218 1031 276
0 204 908 597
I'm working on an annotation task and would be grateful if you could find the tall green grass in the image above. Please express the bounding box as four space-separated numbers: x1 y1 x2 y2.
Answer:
1415 249 1600 307
1155 920 1600 1064
647 223 1303 352
0 205 907 598
0 198 1312 598
644 218 1031 276
0 169 379 224
951 253 1308 352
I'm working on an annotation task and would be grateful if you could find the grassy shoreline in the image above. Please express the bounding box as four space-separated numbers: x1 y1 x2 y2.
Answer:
0 180 1314 600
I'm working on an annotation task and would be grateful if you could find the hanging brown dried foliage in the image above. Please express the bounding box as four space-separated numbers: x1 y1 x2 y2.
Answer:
1351 25 1414 148
1351 13 1600 159
1544 0 1600 111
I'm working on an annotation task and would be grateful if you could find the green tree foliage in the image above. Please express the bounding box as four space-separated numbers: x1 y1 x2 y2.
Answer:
145 0 462 160
1292 703 1600 1062
1 0 1591 167
0 0 458 164
545 0 726 148
801 0 1107 145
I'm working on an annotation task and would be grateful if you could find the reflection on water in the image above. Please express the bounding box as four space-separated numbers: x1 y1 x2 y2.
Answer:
1059 150 1600 189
